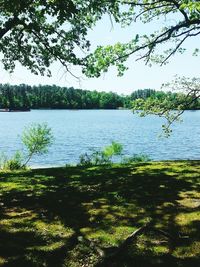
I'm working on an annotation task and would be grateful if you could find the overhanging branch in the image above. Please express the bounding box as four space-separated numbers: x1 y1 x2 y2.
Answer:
0 16 20 39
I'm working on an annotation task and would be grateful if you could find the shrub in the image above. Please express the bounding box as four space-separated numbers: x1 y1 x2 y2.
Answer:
0 151 23 170
78 143 151 167
78 142 123 166
122 154 151 164
78 152 93 167
0 123 54 170
78 151 111 166
102 141 123 158
22 123 54 167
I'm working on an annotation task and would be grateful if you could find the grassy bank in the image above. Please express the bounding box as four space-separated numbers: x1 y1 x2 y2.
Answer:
0 161 199 266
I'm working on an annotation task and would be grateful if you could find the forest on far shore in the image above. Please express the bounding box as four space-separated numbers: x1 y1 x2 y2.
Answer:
0 84 200 110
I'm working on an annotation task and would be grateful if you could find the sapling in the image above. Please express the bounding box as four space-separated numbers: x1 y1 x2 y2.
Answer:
22 123 53 167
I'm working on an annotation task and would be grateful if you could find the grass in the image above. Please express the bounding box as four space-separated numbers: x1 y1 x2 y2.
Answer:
0 161 199 266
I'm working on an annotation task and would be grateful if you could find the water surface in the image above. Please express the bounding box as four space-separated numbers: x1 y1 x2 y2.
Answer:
0 110 199 167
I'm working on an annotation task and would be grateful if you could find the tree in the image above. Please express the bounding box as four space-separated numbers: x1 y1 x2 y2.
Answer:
0 123 53 170
22 123 54 167
0 1 199 77
1 1 199 130
83 0 200 77
0 0 123 76
132 76 200 135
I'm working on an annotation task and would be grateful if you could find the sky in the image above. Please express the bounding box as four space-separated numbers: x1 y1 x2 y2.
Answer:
0 14 200 95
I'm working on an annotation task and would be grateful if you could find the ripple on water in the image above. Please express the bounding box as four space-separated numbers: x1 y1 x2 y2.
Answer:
0 109 199 166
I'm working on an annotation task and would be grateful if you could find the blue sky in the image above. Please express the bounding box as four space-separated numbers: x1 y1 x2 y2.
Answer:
0 14 199 94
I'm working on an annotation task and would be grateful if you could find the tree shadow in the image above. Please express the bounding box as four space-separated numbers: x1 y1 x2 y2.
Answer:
0 161 199 266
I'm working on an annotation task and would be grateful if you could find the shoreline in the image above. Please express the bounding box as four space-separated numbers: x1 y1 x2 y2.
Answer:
26 159 200 170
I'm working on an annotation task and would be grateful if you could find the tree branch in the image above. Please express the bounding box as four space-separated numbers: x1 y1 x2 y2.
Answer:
0 16 20 39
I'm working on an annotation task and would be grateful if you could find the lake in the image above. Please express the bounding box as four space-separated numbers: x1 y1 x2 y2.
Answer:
0 110 199 167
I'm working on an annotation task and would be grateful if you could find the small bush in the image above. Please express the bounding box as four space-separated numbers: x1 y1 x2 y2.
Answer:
0 151 23 170
122 154 151 164
78 152 93 166
0 123 54 171
78 142 123 166
78 151 111 166
22 123 54 167
102 141 123 158
78 143 150 167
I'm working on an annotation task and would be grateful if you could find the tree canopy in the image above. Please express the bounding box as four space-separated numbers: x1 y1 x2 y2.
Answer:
0 1 199 77
0 0 120 76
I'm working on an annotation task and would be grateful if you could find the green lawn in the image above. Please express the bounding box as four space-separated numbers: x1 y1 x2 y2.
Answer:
0 161 199 266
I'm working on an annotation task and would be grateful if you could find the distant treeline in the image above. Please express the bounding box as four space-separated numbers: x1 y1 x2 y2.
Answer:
0 84 130 109
0 84 199 110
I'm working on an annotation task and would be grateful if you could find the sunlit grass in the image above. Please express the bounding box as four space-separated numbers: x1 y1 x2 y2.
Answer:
0 161 199 266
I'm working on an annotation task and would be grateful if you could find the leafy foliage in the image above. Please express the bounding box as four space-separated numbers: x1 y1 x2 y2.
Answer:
0 1 199 76
83 1 200 77
78 141 150 166
102 141 123 158
0 123 53 170
22 123 53 167
0 151 23 170
78 151 111 166
22 123 53 155
78 141 123 166
132 76 200 135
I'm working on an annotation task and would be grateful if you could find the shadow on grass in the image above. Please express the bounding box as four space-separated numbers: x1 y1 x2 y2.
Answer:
0 161 199 266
